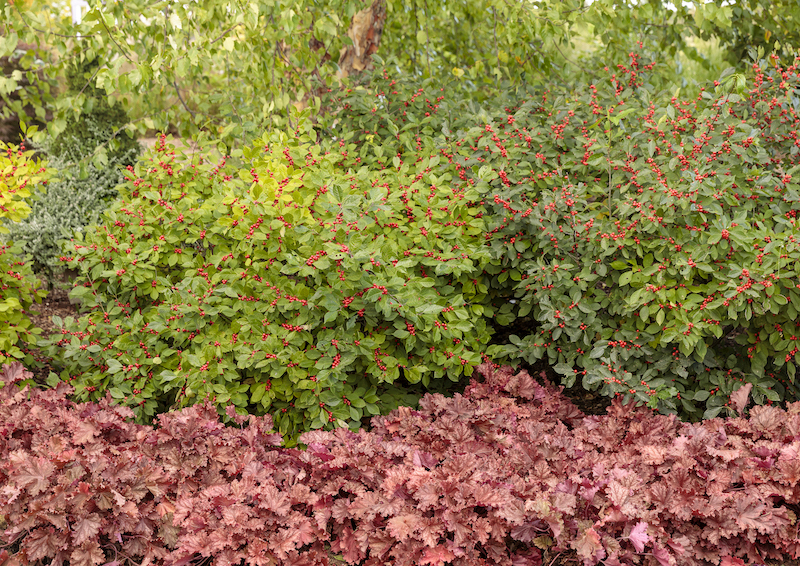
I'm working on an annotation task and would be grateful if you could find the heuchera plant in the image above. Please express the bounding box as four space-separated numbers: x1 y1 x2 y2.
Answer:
2 361 800 566
43 123 494 440
0 140 50 366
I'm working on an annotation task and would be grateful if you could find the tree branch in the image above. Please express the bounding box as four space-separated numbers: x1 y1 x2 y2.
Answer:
173 80 197 121
98 13 134 63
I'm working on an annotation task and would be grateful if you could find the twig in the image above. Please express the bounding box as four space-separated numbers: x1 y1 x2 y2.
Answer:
173 80 197 120
423 0 431 76
493 7 499 65
97 13 134 63
208 24 243 47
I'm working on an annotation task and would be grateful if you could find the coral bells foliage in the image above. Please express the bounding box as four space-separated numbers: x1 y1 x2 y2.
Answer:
3 362 800 566
331 53 800 419
43 124 493 439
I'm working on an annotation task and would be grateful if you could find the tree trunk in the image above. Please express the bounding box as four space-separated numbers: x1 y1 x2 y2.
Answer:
337 0 387 79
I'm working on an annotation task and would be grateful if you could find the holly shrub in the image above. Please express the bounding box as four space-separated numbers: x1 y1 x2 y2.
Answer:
319 53 800 421
0 140 50 365
43 124 495 441
446 55 800 420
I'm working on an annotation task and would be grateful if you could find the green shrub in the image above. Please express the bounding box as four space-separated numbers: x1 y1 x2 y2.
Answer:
5 57 141 280
0 141 50 365
47 56 140 167
446 56 800 419
320 54 800 420
43 124 495 441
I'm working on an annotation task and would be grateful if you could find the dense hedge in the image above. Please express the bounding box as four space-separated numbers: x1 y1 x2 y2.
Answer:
24 52 800 431
2 361 799 566
43 127 496 439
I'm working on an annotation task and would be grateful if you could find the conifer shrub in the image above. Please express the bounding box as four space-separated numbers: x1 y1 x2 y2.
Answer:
47 56 140 167
43 124 495 440
0 141 50 365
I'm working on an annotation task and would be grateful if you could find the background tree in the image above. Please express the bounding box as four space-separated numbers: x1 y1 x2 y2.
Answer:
0 0 763 151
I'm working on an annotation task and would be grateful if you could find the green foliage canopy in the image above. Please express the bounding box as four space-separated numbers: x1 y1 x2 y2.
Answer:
2 0 784 149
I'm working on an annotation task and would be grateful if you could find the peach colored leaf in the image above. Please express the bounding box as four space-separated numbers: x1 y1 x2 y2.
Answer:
572 526 604 561
420 545 455 566
72 513 102 546
730 383 752 416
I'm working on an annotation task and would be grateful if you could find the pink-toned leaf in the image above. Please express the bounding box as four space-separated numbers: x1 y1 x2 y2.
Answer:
730 383 752 416
387 514 419 542
652 544 674 566
72 514 103 546
572 526 603 561
735 498 770 532
419 545 455 566
511 548 542 566
412 450 437 469
629 521 649 553
720 557 745 566
14 456 54 496
257 485 291 516
70 542 105 566
72 420 99 444
511 521 540 543
24 528 63 562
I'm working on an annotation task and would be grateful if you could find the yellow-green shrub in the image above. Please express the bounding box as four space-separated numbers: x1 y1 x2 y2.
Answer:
0 141 51 365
